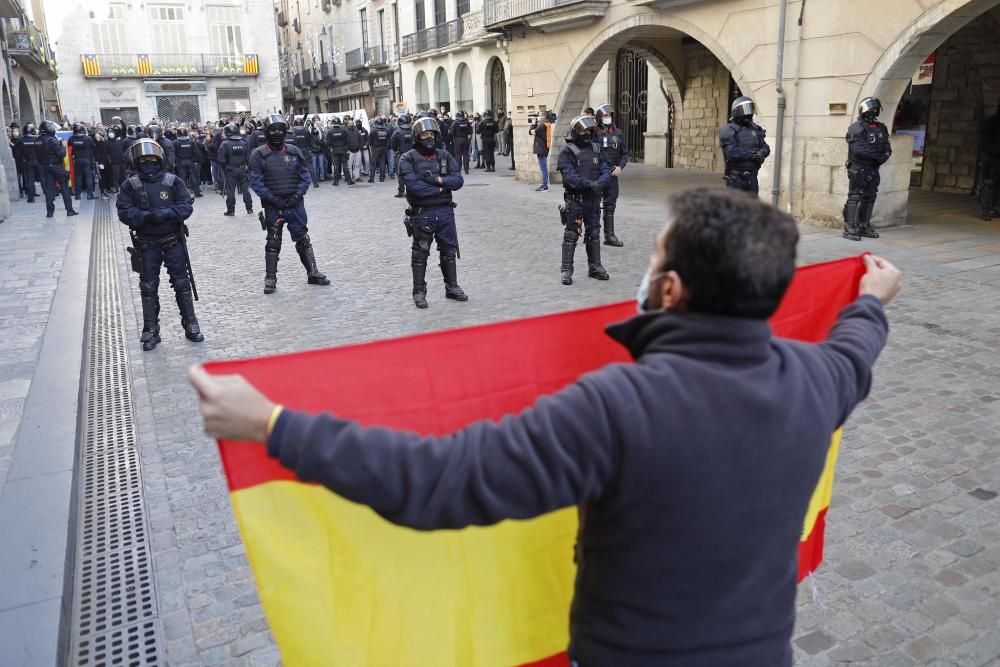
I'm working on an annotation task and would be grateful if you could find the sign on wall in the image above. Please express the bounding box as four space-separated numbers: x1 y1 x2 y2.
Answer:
97 87 138 105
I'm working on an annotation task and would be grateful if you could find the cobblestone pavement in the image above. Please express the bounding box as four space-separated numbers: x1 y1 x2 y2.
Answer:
111 166 1000 666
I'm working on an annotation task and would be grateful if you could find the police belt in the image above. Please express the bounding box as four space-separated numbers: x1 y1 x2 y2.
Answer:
563 191 595 202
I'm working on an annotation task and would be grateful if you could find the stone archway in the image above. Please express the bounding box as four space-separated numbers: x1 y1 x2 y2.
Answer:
17 78 35 125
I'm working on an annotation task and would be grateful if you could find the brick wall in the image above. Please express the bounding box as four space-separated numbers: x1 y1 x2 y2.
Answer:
674 42 729 172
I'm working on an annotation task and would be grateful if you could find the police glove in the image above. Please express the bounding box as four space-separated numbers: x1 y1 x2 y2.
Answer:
421 172 439 185
141 212 158 226
286 194 302 208
591 181 605 194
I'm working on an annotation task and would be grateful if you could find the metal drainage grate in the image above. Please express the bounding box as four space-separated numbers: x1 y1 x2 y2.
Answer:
70 201 163 665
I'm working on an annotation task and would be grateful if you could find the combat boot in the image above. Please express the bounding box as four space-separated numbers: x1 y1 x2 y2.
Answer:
603 213 623 247
264 248 279 294
561 231 577 285
440 251 468 301
139 291 160 352
585 231 609 280
412 250 428 309
175 288 204 342
842 199 862 241
296 236 331 286
246 203 253 215
224 210 235 217
858 200 880 238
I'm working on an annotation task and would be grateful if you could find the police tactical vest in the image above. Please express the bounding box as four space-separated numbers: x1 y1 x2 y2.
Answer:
452 120 471 141
847 121 890 165
403 148 453 208
42 136 65 166
601 130 623 165
292 127 310 151
175 138 194 160
23 136 40 163
567 142 602 183
398 127 414 151
69 135 93 160
226 140 248 167
328 127 348 149
258 146 304 197
372 128 389 146
128 173 182 237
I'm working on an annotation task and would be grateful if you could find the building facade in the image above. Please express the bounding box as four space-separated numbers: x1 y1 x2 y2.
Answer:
44 0 281 125
478 0 1000 228
275 0 402 117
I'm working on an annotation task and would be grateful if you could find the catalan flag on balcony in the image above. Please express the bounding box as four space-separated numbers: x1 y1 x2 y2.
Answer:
81 54 101 77
244 53 259 74
137 54 153 76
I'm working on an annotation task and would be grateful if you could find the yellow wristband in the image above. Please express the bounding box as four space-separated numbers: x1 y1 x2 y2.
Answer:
266 404 284 438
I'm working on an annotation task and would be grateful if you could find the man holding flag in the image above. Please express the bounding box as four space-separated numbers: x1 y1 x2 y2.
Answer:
190 188 900 666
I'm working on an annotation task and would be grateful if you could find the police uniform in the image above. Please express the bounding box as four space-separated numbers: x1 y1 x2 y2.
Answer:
400 141 466 307
451 116 472 174
248 137 330 294
844 105 891 240
598 124 629 246
39 124 77 217
18 129 42 202
391 120 414 196
325 123 352 185
477 114 499 171
173 134 202 197
369 122 391 182
291 125 317 186
68 129 97 199
558 131 611 285
719 120 770 195
116 148 201 351
220 133 254 214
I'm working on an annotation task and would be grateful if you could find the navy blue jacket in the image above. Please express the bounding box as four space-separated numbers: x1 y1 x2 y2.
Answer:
116 171 193 237
266 295 888 666
846 119 892 167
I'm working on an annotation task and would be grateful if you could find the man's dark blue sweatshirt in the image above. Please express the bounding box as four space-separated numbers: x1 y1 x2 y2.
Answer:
266 295 889 666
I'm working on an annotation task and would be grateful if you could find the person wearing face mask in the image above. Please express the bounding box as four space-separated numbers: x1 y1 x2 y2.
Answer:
594 104 629 247
399 117 467 309
843 97 891 241
38 120 78 218
117 138 201 351
558 115 611 285
249 114 331 295
105 127 126 194
719 96 770 196
190 188 902 667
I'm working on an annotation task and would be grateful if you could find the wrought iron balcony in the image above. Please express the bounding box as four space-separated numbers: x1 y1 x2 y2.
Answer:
3 19 57 80
345 47 365 72
366 44 394 67
400 19 464 58
79 53 261 78
484 0 609 32
320 61 336 81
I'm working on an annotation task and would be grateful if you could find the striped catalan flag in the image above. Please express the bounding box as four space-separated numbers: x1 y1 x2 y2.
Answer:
81 54 101 77
136 54 152 76
208 255 866 666
243 53 259 75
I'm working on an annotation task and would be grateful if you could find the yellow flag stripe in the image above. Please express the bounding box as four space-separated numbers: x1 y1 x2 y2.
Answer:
801 429 842 541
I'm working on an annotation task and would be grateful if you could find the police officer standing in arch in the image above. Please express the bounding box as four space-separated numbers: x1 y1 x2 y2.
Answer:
594 103 629 247
558 115 610 286
39 120 78 218
219 123 254 216
719 96 770 196
116 138 202 351
248 114 331 295
400 116 467 309
843 97 892 241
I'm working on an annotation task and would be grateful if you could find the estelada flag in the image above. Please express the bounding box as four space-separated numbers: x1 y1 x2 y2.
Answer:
208 255 866 667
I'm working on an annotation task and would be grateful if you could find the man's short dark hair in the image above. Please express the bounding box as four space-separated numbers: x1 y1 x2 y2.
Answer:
660 188 799 319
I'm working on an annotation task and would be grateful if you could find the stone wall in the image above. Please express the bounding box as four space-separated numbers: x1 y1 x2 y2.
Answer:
921 15 1000 194
673 42 729 172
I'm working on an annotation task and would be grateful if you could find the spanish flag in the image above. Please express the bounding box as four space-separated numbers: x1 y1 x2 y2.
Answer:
81 54 101 77
209 255 865 666
244 53 259 75
137 53 153 76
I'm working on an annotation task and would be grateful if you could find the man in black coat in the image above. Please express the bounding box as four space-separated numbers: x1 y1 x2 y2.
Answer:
476 109 499 172
192 187 902 667
38 120 78 218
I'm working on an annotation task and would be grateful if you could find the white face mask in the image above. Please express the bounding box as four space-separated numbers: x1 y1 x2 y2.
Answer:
602 117 612 126
636 268 670 313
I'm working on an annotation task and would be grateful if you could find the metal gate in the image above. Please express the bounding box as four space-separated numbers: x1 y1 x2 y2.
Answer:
100 107 141 125
155 95 201 125
615 48 648 162
489 59 506 115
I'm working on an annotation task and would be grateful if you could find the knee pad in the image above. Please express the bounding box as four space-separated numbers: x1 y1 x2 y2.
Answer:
171 277 191 292
562 228 580 244
584 229 601 244
295 233 312 253
265 229 283 252
603 203 616 215
139 280 158 295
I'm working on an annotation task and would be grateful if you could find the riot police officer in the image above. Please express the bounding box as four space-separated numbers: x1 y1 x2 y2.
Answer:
116 139 202 351
594 103 629 247
369 117 390 182
290 117 317 187
325 117 352 186
18 123 41 202
146 124 175 173
400 117 467 308
391 114 414 197
219 123 253 215
979 99 1000 220
477 110 499 172
843 97 892 241
105 126 126 193
38 120 78 218
249 114 331 295
451 111 472 174
68 122 97 200
173 126 202 197
558 115 610 285
719 96 770 195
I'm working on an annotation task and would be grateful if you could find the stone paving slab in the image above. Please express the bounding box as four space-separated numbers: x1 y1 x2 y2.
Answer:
108 167 1000 665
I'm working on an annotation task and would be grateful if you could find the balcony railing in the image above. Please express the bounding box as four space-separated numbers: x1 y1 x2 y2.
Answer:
3 19 57 80
79 53 261 78
320 61 336 81
366 44 394 67
345 47 365 72
400 19 464 58
484 0 602 27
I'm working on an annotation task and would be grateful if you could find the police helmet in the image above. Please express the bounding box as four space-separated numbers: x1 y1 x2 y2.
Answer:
223 123 238 138
731 96 755 121
178 126 189 137
859 97 882 119
569 115 597 141
146 124 163 140
129 138 165 168
398 114 411 125
39 120 59 136
264 113 288 138
72 122 85 134
412 117 441 137
23 123 35 136
331 116 342 125
483 109 493 117
164 127 177 140
428 108 438 118
595 103 614 120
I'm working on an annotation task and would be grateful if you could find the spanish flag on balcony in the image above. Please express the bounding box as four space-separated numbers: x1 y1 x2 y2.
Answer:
136 53 152 76
208 256 865 666
243 53 259 74
81 54 100 77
